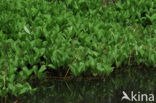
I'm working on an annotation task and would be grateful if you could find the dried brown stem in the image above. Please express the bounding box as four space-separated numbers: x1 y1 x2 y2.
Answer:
64 68 70 80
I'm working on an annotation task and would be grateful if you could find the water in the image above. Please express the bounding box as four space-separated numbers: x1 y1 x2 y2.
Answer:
8 68 156 103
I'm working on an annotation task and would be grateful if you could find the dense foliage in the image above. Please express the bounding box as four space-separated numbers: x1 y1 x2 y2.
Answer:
0 0 156 97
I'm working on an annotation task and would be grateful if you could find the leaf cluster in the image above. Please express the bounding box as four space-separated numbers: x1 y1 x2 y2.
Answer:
0 0 155 96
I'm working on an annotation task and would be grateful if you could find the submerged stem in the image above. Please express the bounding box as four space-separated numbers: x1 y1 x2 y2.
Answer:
5 96 7 103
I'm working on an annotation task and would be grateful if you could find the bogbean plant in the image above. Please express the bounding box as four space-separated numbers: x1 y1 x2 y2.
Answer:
0 0 155 97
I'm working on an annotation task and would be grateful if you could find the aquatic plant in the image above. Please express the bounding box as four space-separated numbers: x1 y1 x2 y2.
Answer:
0 0 155 97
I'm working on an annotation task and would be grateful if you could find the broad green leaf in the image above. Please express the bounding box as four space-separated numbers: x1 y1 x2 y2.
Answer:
39 65 46 73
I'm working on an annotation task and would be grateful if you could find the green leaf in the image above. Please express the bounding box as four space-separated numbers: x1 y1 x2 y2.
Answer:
66 0 72 5
39 65 46 73
151 14 156 21
48 64 56 69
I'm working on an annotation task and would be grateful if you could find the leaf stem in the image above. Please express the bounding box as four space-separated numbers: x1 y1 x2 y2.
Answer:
64 68 70 80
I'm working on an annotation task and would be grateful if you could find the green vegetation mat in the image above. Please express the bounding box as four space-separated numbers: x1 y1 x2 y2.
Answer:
0 0 156 97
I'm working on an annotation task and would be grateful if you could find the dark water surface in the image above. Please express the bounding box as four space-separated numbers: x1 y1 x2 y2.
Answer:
9 68 156 103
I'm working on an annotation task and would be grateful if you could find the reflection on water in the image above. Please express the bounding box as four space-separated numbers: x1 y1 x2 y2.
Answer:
9 68 156 103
